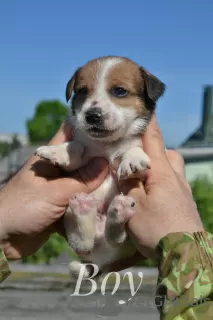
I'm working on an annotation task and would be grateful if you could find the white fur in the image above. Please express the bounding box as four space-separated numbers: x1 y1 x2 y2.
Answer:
73 57 148 142
36 57 151 276
36 123 149 273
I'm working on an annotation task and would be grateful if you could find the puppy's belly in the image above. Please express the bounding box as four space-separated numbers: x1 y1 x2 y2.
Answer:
92 173 119 204
92 173 119 242
80 174 136 270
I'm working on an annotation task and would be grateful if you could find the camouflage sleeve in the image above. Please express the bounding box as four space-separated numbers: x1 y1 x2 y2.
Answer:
156 231 213 319
0 248 11 283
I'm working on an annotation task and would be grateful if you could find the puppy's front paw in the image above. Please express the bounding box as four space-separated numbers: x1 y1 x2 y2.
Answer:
117 153 150 180
35 145 70 167
36 146 52 160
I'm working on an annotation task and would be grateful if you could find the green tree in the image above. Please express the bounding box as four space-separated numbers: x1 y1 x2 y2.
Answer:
190 175 213 233
0 134 21 159
26 100 69 143
10 134 21 150
0 141 10 158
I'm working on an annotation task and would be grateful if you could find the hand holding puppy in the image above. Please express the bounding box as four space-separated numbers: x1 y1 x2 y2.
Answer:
0 115 203 272
0 122 108 260
119 114 204 260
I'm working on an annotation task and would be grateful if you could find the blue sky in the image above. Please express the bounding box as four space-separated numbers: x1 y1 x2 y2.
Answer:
1 1 213 146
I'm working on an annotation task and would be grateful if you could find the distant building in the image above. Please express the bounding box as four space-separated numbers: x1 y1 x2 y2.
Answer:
177 86 213 182
177 146 213 182
182 86 213 148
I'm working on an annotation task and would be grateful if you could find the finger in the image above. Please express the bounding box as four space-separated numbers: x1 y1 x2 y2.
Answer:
166 149 192 194
142 114 167 163
166 150 185 177
4 231 51 260
75 158 109 193
57 158 109 199
49 119 73 145
118 177 147 199
53 216 67 240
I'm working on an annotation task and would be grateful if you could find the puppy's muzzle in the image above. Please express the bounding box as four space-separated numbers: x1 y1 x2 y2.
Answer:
85 107 104 126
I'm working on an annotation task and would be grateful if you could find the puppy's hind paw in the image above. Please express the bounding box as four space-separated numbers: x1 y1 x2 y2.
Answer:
105 194 136 246
108 194 136 223
69 261 96 279
69 193 99 215
66 193 99 255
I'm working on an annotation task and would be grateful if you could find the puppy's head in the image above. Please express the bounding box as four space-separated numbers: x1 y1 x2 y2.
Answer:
66 56 165 142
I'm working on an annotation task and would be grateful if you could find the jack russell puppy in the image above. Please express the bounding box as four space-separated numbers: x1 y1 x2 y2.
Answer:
35 56 165 278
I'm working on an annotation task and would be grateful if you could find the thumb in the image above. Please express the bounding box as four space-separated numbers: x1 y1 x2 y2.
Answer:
142 114 168 167
69 158 109 193
166 150 192 194
166 150 185 177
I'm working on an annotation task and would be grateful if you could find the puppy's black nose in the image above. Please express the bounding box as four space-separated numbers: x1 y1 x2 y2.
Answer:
85 107 103 125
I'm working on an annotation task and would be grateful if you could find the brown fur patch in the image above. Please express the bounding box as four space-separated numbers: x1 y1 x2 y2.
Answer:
67 56 165 116
70 59 101 113
106 58 146 115
66 59 100 103
74 60 100 95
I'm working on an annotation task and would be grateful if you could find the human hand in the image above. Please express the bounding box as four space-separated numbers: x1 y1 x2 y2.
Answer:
0 121 108 260
119 114 204 260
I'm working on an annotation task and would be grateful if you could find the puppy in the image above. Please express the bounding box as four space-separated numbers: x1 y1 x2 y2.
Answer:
35 56 165 278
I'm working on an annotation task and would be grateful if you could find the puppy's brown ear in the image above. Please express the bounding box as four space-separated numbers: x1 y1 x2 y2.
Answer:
66 68 81 102
140 68 166 103
66 74 76 103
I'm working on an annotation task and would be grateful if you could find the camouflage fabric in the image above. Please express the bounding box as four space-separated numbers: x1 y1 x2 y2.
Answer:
156 231 213 319
0 248 10 283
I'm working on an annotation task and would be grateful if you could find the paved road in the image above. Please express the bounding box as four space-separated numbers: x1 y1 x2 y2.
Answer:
0 288 159 320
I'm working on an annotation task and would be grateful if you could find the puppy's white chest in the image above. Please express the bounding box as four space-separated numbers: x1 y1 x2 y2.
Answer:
93 174 119 206
73 130 120 205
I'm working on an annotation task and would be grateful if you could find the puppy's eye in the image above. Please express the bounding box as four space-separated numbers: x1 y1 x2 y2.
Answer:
77 87 88 95
111 87 128 97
